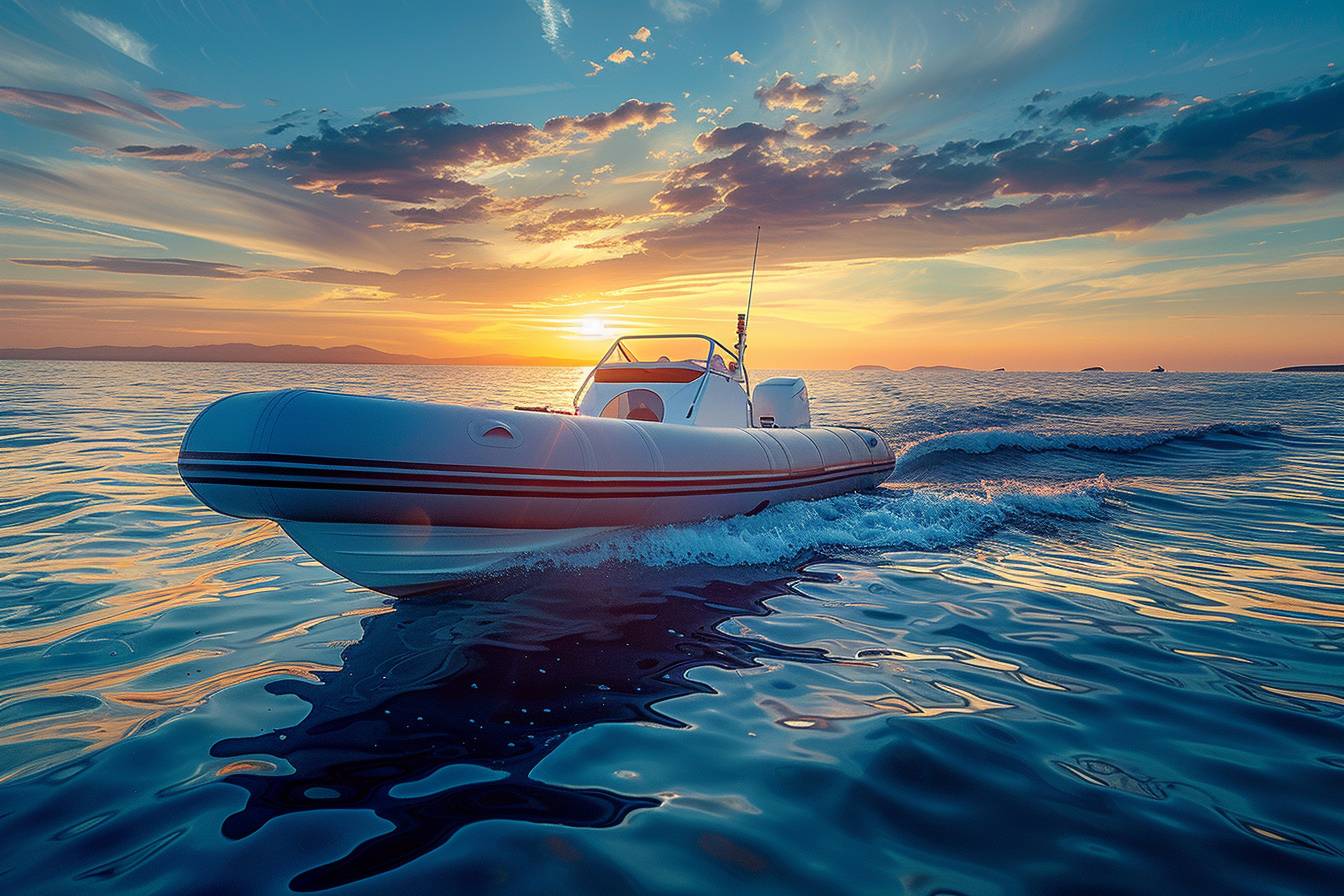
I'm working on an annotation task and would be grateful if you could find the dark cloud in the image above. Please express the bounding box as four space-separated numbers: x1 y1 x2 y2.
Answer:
97 143 268 163
753 72 875 115
1031 89 1058 103
266 108 309 124
691 118 873 155
143 89 241 110
1155 77 1344 162
268 99 675 208
628 74 1344 264
262 108 312 135
649 183 721 214
323 175 486 204
1054 91 1176 123
118 143 205 158
389 197 494 227
10 256 251 278
693 122 788 152
793 119 874 142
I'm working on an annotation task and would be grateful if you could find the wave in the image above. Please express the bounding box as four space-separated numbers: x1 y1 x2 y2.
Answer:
894 422 1282 473
525 479 1110 571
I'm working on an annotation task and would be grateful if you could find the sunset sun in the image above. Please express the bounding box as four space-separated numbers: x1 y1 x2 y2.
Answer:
576 317 609 338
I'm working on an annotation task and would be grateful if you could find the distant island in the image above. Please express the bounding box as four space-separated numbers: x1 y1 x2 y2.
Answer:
850 364 893 371
1274 364 1344 372
0 343 585 367
1082 366 1105 371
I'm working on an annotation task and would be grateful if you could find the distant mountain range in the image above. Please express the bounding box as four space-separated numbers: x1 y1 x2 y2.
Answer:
0 343 586 366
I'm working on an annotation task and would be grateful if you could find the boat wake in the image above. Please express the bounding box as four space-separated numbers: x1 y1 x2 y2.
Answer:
527 478 1110 572
892 422 1283 477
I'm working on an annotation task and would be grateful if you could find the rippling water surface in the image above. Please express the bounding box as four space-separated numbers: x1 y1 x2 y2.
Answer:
2 361 1342 893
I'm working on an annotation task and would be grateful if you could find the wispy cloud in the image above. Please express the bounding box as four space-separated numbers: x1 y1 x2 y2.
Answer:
11 256 252 278
0 155 388 266
631 26 652 43
0 87 177 128
651 0 717 22
143 89 241 110
725 50 750 66
64 10 157 71
526 0 573 56
442 82 573 100
607 48 635 65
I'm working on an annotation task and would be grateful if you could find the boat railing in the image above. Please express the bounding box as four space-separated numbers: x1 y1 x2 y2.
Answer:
573 334 748 415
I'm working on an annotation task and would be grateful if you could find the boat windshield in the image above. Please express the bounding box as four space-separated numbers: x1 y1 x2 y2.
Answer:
572 333 744 412
609 336 726 366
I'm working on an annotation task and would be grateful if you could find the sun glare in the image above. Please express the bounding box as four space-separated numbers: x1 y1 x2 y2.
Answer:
576 318 609 338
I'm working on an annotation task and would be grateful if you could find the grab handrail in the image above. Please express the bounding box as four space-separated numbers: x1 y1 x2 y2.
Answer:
572 334 747 414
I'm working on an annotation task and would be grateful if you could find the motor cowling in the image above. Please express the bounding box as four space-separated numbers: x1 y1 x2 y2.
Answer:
752 376 810 428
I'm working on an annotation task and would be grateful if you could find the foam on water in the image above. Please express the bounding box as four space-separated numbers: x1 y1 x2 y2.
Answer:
893 421 1283 473
530 479 1110 570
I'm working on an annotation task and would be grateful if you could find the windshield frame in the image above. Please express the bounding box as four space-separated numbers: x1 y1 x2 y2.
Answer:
572 334 746 412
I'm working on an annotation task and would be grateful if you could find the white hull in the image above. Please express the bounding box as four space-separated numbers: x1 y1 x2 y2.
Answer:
281 521 618 595
180 388 895 595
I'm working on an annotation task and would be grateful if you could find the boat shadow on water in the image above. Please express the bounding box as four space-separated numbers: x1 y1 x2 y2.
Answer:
210 565 830 891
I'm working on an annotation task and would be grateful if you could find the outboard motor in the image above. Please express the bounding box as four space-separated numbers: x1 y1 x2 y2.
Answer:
752 376 810 428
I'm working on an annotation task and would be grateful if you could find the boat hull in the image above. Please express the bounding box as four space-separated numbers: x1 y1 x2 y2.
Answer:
279 521 619 595
179 389 894 593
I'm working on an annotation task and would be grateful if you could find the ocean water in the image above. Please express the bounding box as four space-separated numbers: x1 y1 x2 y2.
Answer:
1 361 1342 894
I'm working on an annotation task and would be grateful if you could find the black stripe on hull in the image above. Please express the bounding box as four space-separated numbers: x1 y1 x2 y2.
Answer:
177 447 887 481
178 459 895 492
182 463 895 500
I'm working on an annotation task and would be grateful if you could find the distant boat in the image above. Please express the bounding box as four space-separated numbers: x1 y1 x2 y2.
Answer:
992 367 1006 372
1081 366 1104 372
1151 365 1165 373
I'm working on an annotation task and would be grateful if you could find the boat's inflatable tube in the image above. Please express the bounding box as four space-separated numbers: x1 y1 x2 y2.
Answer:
178 389 894 591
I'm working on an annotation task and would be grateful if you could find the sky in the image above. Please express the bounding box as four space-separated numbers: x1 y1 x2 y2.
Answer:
1 0 1341 371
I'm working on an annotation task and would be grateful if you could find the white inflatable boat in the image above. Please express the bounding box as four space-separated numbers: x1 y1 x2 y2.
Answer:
179 323 893 594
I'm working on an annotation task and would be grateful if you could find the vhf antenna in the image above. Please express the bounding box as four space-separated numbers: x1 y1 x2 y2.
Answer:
734 226 760 384
744 225 761 329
